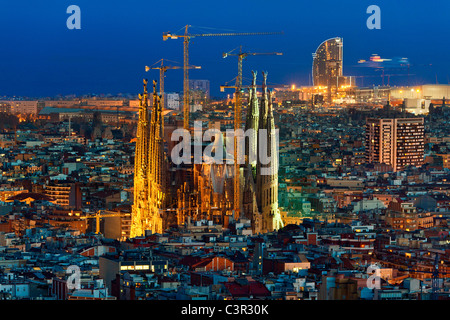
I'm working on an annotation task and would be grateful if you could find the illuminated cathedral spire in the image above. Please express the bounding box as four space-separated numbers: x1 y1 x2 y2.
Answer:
131 79 151 238
148 80 167 233
245 70 259 168
131 79 167 238
242 71 283 234
256 71 283 233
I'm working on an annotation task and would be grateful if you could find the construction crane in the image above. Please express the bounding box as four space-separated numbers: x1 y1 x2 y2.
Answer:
221 46 282 219
162 25 283 130
82 210 125 235
145 59 200 113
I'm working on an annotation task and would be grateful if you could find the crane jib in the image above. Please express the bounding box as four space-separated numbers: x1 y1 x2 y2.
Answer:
189 32 283 37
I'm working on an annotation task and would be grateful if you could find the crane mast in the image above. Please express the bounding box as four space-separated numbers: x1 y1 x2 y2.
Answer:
146 59 199 133
146 59 182 112
234 49 243 219
183 25 190 130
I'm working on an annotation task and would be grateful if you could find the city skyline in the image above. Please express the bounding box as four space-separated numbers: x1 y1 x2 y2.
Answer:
2 1 450 303
0 0 449 97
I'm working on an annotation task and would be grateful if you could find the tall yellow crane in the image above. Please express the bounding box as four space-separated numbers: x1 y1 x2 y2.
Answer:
162 25 283 130
221 46 282 219
145 59 200 114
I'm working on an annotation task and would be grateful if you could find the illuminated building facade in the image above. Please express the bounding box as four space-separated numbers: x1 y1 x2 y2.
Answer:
386 200 433 232
131 79 168 237
312 37 343 88
312 37 343 102
243 71 284 234
176 161 234 227
132 73 282 237
172 72 283 234
365 117 424 172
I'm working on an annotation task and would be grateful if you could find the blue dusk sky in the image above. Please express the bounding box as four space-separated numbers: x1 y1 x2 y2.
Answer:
0 0 449 97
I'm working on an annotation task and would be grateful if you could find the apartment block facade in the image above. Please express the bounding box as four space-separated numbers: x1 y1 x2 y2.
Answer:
365 117 424 172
